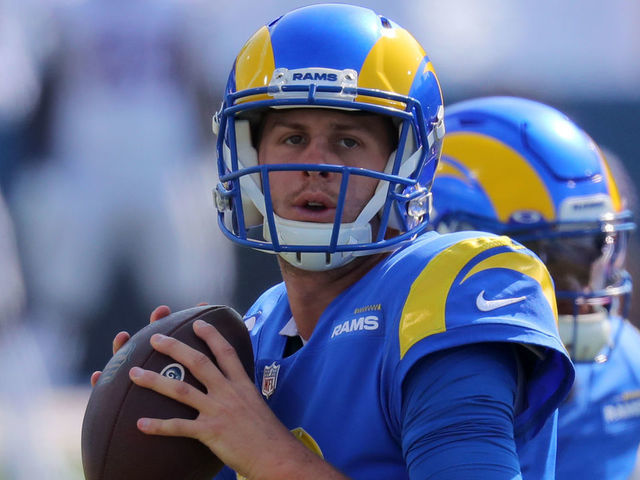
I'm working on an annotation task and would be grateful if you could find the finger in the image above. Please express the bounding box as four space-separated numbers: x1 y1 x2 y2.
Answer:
136 416 200 439
150 305 172 323
129 365 208 411
148 333 224 387
90 370 101 387
193 320 249 381
113 331 130 355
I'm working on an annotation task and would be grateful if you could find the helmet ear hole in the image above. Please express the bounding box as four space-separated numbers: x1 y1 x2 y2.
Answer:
223 119 263 229
233 120 259 169
383 120 424 231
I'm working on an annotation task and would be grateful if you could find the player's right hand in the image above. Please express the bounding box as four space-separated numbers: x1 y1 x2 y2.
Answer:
90 304 173 387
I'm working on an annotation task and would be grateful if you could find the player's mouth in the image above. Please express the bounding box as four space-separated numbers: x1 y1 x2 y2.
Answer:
305 201 328 211
290 193 338 222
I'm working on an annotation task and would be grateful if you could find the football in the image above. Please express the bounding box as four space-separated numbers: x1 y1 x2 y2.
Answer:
81 305 254 480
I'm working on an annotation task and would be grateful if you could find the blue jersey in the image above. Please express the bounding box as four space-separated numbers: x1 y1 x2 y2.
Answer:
556 316 640 479
220 231 574 479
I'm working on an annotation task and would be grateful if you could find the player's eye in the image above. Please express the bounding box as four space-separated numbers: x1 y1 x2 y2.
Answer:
338 137 359 149
284 134 305 145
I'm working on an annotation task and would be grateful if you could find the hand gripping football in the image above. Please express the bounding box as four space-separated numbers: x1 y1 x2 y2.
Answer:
81 305 254 480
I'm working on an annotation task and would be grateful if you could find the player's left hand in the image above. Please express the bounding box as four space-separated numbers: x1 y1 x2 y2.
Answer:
90 304 200 387
128 319 311 479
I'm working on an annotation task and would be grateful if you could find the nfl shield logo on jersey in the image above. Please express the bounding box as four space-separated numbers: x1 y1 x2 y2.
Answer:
261 362 280 399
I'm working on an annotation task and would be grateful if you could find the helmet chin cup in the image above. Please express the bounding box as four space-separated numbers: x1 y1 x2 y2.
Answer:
558 310 611 362
263 214 372 271
280 251 354 271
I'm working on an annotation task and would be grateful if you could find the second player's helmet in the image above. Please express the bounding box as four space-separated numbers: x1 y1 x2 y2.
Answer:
213 4 444 271
431 96 635 362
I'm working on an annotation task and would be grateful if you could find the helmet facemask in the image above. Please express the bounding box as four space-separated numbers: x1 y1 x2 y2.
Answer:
214 80 443 271
211 4 444 271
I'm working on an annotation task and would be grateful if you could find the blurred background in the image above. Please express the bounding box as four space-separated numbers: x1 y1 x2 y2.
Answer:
0 0 638 477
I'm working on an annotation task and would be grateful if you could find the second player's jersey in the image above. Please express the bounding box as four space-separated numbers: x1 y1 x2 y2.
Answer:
222 231 574 479
556 316 640 480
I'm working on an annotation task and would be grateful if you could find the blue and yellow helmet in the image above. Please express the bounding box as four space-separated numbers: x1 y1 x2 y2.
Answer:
431 96 635 361
213 4 444 271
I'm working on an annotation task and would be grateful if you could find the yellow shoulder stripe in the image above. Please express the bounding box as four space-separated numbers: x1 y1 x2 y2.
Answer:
399 236 556 358
460 251 555 314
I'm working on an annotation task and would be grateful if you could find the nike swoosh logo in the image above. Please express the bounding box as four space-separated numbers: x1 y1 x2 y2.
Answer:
476 290 526 312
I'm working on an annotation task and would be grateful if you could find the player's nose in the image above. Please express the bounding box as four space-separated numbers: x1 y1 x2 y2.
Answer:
300 137 335 178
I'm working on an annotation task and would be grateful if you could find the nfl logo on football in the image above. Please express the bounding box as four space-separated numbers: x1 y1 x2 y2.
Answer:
262 362 280 399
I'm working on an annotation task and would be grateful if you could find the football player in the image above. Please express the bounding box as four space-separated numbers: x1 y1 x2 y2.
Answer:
95 5 574 478
430 95 640 479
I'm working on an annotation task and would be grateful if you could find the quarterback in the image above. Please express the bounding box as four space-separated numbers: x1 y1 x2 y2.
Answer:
96 5 574 478
430 96 640 479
